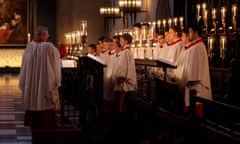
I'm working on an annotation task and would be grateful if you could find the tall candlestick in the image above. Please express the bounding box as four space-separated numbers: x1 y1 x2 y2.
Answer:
168 18 172 27
209 38 213 50
203 10 208 27
157 20 161 28
202 3 206 10
232 5 237 16
222 38 225 50
179 17 184 30
221 7 226 18
143 29 146 40
196 4 201 21
212 8 216 20
27 33 31 42
173 17 178 26
162 19 166 29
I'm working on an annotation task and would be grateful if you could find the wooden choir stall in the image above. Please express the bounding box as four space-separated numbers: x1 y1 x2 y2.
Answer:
61 55 106 130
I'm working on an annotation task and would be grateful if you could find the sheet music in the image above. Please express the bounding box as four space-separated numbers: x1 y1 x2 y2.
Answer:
157 57 177 68
87 54 106 65
61 59 77 68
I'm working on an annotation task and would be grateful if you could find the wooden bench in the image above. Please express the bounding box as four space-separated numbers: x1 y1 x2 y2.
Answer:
190 90 240 144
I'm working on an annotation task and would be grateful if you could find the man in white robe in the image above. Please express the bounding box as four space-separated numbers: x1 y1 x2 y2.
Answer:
19 26 61 128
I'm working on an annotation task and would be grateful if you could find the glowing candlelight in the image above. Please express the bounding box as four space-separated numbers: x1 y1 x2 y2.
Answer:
179 17 183 27
222 38 225 49
135 30 139 41
143 29 146 40
162 19 166 29
151 21 156 39
197 4 201 20
27 33 31 42
202 3 206 10
232 5 237 16
157 20 161 28
221 7 226 18
212 8 216 19
168 18 172 27
209 38 213 50
173 17 178 26
204 10 208 26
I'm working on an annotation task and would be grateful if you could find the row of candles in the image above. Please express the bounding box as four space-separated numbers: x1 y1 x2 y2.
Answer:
208 35 227 59
65 20 87 45
114 16 184 42
196 3 238 32
64 20 88 55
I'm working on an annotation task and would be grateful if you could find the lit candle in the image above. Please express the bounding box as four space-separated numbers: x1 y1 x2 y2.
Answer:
202 3 207 23
202 3 206 10
143 29 146 40
204 10 208 26
27 33 31 42
135 30 139 41
157 20 161 28
151 21 156 38
232 5 237 16
162 19 166 29
173 17 178 26
82 23 85 32
209 38 213 50
212 8 216 19
76 31 80 44
221 7 226 18
71 32 75 44
168 18 172 27
179 17 183 27
196 4 201 20
222 38 225 50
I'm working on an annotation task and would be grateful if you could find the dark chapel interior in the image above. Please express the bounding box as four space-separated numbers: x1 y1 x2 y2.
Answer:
1 0 240 144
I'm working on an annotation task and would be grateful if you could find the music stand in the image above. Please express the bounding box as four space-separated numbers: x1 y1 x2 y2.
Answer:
156 58 177 81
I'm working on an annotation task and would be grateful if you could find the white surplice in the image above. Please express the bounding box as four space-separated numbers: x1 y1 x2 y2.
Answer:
175 38 212 106
113 45 137 91
104 50 117 101
19 41 61 111
165 38 183 64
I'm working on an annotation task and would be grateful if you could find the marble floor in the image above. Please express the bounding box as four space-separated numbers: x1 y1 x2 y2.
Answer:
0 74 32 144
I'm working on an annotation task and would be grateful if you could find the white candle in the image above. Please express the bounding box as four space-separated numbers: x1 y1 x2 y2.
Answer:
82 23 85 32
221 7 226 18
179 17 183 27
143 29 146 40
212 8 216 19
209 38 213 50
202 3 206 9
222 38 225 49
204 10 208 26
232 5 237 16
27 33 31 42
197 4 201 20
157 20 161 28
162 19 166 28
173 17 178 26
168 18 172 27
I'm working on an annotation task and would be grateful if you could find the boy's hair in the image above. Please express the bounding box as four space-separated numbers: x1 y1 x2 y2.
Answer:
121 33 132 44
189 23 202 36
88 43 96 51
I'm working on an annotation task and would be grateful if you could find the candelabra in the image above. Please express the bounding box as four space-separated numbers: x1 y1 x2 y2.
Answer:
117 16 184 60
65 20 88 56
194 1 239 68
